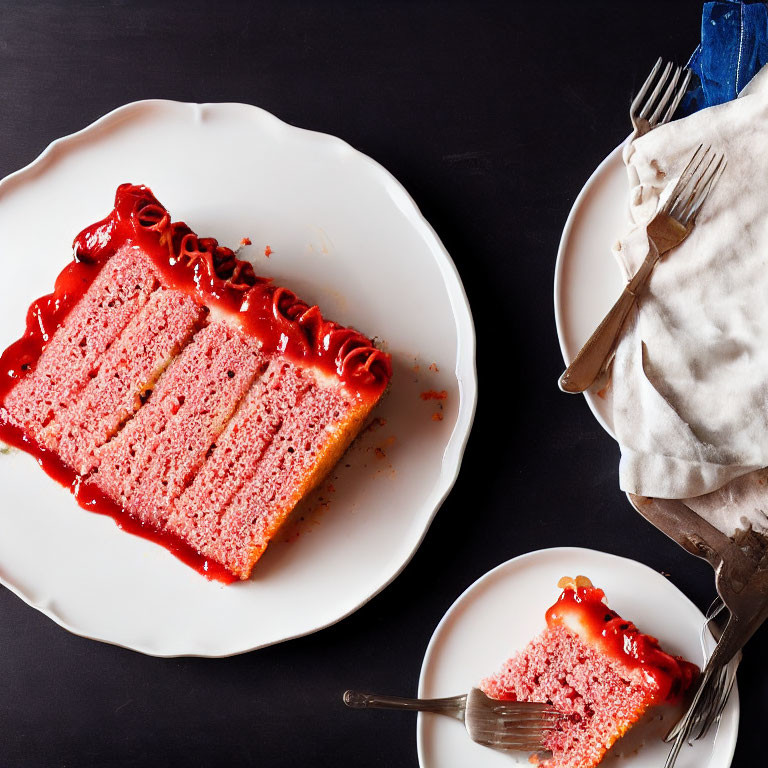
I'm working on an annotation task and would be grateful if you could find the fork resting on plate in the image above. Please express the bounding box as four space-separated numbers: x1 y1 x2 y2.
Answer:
558 58 725 394
344 687 562 753
559 142 725 394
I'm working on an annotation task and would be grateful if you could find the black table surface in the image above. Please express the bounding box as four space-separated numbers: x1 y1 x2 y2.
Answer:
0 1 765 766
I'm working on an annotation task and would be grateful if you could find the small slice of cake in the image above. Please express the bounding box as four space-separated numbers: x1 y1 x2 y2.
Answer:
481 577 699 768
0 184 391 580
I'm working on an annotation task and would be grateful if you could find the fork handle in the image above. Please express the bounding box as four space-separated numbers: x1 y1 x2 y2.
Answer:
343 690 466 719
559 245 659 393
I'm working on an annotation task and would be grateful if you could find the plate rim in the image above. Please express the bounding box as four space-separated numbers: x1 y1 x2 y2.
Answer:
416 546 739 768
0 98 479 657
552 141 628 439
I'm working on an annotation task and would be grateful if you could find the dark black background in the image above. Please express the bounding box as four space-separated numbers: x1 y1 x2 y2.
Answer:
0 1 764 766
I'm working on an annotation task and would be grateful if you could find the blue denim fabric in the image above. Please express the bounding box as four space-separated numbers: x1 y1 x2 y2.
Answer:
681 1 768 114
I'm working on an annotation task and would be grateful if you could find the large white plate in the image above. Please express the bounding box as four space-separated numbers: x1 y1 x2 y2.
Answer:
554 142 630 437
417 547 739 768
0 101 477 657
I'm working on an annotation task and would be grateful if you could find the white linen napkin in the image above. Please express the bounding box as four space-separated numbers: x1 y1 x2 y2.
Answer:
612 64 768 502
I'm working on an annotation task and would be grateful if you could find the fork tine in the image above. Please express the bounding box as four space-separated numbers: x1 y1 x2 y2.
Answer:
672 148 717 219
488 702 555 714
680 156 726 225
630 57 663 118
476 731 550 750
496 718 560 728
491 716 561 727
664 722 690 768
639 61 674 119
493 735 549 749
648 65 682 127
665 665 714 742
662 144 706 216
474 724 557 735
488 706 561 718
663 660 732 768
662 68 692 124
473 716 561 731
670 596 730 741
695 661 737 739
489 712 560 721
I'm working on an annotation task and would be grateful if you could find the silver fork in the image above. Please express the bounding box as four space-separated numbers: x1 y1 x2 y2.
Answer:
665 598 739 744
558 58 691 394
560 144 726 393
630 57 692 137
628 493 767 768
343 687 562 752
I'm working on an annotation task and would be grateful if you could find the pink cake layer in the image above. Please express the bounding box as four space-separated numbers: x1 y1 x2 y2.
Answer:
209 382 354 575
44 288 206 474
481 625 654 768
3 247 158 439
93 320 266 528
165 358 315 554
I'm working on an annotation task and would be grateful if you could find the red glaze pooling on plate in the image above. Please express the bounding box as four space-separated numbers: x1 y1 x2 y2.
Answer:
0 183 392 581
0 419 236 583
545 583 699 702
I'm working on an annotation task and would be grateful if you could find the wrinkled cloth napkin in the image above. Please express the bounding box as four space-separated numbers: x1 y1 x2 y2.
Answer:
612 64 768 504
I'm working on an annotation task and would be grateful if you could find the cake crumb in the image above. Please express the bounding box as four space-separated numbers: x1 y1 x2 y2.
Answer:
428 362 439 373
239 237 252 246
431 412 443 421
363 416 387 433
420 389 447 401
372 435 396 460
596 378 613 399
264 245 273 257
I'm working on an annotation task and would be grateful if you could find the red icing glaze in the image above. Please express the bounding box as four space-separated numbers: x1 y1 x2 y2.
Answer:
0 255 106 403
0 183 392 580
79 184 390 394
545 585 699 703
0 418 235 583
0 183 390 404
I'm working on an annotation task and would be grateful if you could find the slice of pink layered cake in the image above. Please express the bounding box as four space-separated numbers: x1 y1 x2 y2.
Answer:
481 577 699 768
0 184 391 580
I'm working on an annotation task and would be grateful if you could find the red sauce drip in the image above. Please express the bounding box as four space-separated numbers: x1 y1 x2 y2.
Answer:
0 183 392 581
545 585 699 703
0 417 235 583
0 257 106 403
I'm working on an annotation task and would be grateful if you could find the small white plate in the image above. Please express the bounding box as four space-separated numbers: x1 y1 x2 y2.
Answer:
0 101 477 656
417 547 739 768
554 143 630 437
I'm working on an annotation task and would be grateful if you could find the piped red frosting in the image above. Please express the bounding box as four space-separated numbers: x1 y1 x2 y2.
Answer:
0 183 391 403
545 578 699 703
